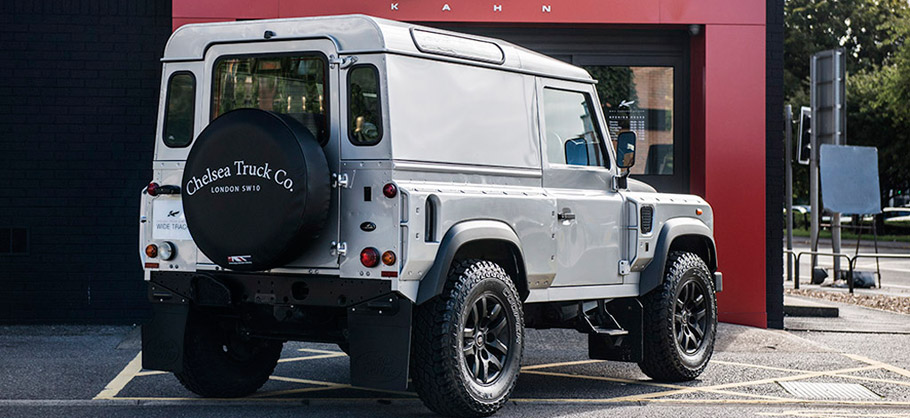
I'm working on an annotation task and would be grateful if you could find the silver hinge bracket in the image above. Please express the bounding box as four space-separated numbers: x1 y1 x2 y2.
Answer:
332 173 350 189
331 241 347 257
618 260 631 276
329 55 358 69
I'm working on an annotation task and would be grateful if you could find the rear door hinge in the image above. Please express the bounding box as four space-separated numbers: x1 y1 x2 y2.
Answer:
329 55 358 69
332 173 350 189
618 260 630 276
331 241 347 257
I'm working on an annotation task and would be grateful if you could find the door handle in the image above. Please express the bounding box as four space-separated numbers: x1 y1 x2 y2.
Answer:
558 211 576 221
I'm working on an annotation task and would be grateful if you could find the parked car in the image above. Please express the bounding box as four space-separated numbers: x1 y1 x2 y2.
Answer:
139 15 721 417
884 207 910 232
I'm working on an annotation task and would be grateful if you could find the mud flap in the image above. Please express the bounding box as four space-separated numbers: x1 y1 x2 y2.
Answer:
347 294 412 391
141 303 188 372
588 298 643 363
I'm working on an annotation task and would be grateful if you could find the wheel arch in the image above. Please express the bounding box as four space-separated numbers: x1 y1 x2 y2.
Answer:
640 218 717 295
416 220 529 305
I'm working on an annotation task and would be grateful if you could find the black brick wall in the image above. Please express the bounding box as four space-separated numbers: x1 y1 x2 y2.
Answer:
0 0 171 323
766 0 785 329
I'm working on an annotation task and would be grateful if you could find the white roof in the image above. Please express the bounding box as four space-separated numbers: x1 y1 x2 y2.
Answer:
163 14 594 83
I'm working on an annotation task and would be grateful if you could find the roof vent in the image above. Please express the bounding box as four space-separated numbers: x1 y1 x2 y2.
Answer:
411 29 504 64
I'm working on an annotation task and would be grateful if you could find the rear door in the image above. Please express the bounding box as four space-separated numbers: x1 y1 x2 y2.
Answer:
199 40 342 270
538 78 624 287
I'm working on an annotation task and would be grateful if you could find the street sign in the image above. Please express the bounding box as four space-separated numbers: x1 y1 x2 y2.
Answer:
811 49 846 149
819 144 881 215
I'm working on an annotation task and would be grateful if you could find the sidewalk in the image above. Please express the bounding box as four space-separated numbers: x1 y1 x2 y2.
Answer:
785 294 910 334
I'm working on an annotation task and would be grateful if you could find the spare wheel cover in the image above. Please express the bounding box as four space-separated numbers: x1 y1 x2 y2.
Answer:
181 109 330 271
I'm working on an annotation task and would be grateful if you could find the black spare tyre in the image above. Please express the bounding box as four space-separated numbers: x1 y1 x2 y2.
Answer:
182 109 330 271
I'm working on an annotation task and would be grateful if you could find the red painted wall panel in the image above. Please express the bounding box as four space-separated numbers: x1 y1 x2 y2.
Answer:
660 0 765 25
704 24 767 327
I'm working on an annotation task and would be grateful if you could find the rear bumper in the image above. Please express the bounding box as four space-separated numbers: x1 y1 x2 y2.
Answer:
148 271 392 308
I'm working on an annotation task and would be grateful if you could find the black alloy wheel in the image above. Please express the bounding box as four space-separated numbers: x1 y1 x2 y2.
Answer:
674 278 709 355
462 293 512 385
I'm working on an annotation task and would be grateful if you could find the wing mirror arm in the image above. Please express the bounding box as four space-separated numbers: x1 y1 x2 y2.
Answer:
613 131 637 190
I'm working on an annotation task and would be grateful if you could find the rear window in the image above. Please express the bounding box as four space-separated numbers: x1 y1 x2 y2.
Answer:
212 54 328 144
348 65 382 146
163 72 195 148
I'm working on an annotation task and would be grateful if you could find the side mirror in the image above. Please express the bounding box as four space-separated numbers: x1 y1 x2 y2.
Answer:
616 131 637 169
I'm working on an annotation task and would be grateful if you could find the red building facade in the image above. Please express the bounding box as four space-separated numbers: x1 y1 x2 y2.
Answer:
172 0 779 328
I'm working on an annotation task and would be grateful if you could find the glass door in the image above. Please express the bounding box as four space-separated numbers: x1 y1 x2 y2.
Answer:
576 56 689 193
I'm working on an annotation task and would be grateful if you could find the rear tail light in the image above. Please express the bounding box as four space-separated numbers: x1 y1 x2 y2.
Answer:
382 183 398 198
382 250 396 266
360 247 380 267
145 244 158 258
146 182 160 196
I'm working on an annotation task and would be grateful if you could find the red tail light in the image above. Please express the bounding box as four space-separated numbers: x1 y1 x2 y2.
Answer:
147 182 160 196
360 247 380 268
382 183 397 198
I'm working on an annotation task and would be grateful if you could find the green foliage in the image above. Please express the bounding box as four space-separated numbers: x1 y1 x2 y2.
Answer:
785 0 910 205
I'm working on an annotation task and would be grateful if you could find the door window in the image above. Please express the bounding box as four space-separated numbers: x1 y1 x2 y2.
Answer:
585 66 674 175
212 54 329 144
163 72 195 148
348 65 383 145
542 88 609 168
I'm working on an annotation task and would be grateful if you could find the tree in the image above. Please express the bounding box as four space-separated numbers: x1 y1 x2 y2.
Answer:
785 0 910 207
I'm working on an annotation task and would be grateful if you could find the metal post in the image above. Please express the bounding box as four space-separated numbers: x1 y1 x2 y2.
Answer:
809 55 819 278
831 50 843 275
785 105 793 282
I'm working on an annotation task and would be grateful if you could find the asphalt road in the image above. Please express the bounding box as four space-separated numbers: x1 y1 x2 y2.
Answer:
3 317 910 418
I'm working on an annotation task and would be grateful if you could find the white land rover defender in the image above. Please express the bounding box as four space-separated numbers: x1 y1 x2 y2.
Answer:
140 15 722 417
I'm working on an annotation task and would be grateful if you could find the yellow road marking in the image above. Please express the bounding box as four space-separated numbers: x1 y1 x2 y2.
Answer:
831 372 910 388
511 397 910 407
94 352 142 400
759 409 910 417
712 360 813 374
843 353 910 379
248 385 348 398
134 370 168 377
267 375 416 397
277 353 347 363
521 370 791 401
297 348 347 355
268 375 342 387
521 359 604 371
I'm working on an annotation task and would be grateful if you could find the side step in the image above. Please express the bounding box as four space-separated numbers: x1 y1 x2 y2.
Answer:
584 299 643 363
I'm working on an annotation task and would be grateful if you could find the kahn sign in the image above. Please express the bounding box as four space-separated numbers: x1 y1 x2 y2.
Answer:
185 160 296 196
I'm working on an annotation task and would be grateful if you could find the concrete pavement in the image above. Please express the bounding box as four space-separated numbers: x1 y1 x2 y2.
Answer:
2 299 910 417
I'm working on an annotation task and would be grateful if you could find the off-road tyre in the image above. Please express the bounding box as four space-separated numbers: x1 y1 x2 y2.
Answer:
175 311 283 398
638 251 717 382
412 259 524 417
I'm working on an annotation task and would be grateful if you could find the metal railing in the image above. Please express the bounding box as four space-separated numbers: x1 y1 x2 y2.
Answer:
791 250 910 293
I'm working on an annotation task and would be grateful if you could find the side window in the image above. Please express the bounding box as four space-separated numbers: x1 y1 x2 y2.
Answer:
212 55 328 144
163 72 195 148
542 88 609 168
348 65 383 145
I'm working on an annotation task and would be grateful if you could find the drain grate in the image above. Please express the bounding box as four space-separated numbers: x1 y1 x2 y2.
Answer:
777 381 881 400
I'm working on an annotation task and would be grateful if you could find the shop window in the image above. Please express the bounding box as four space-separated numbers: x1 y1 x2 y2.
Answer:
348 65 383 145
586 66 674 175
542 88 608 168
163 72 195 148
212 54 328 144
